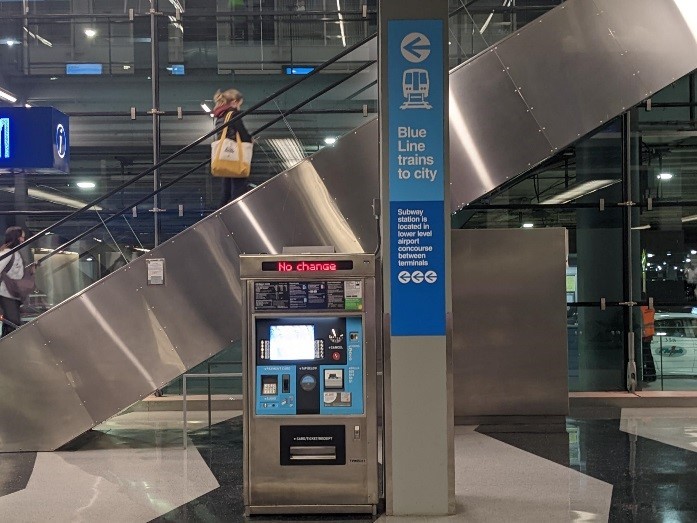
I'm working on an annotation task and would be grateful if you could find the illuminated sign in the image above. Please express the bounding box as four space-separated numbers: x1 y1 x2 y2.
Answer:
283 66 315 75
66 63 102 75
261 261 354 272
55 124 67 159
0 107 69 173
0 118 8 159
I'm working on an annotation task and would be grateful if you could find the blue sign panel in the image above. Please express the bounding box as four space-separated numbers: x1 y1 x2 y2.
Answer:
388 19 445 336
0 107 70 173
66 63 103 75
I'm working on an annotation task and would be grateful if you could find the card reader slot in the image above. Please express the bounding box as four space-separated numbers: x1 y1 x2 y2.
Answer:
289 445 336 460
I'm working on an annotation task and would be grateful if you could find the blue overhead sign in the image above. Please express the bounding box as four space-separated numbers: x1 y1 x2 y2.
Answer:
388 19 445 337
0 107 70 173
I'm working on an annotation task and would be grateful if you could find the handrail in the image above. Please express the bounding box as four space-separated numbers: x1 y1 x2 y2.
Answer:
0 31 379 266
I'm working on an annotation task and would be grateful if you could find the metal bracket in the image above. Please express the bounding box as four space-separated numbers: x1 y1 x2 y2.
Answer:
363 104 368 117
149 9 164 15
618 200 636 207
178 204 184 217
130 107 137 120
648 296 654 309
599 198 605 211
619 301 637 307
626 332 636 392
132 207 138 218
177 107 183 119
362 4 368 17
129 8 134 21
147 109 165 115
647 197 653 211
646 98 652 111
600 297 606 310
149 208 166 213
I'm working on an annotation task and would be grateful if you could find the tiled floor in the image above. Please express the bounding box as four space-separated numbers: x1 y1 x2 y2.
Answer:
3 407 697 521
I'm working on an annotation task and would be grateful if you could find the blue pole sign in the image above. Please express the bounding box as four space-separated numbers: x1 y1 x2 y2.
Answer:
388 19 445 337
0 107 70 173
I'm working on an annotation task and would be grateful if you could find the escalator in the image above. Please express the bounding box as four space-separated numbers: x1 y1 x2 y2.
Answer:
1 0 696 451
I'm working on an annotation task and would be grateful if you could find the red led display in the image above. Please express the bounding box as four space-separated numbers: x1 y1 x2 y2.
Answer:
261 260 353 272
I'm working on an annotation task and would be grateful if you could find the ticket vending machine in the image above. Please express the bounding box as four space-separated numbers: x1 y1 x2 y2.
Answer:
240 253 379 515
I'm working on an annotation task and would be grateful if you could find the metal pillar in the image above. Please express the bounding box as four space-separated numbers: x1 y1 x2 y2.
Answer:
150 0 162 247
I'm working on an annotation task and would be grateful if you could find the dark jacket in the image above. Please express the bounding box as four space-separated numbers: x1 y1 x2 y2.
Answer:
214 106 252 143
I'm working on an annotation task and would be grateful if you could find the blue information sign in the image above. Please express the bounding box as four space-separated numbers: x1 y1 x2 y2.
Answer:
0 107 69 173
388 19 445 336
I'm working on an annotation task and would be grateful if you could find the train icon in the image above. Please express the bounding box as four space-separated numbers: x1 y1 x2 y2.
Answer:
400 68 432 110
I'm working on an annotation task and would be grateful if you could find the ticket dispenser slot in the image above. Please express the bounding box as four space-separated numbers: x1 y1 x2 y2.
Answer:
241 253 377 515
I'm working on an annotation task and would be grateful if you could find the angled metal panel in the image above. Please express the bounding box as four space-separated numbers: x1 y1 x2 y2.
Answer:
494 0 640 152
0 325 94 451
35 265 189 423
448 50 553 211
598 0 697 98
141 216 244 368
217 126 378 255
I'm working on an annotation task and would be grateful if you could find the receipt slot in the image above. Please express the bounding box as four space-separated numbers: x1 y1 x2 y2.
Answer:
241 254 379 515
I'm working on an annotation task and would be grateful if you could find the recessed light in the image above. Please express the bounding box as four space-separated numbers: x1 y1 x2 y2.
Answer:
657 172 673 180
76 181 96 189
324 137 337 145
84 29 97 38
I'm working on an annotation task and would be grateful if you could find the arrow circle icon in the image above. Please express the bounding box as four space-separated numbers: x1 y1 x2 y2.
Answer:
411 271 424 284
398 271 411 284
424 270 438 283
400 32 431 63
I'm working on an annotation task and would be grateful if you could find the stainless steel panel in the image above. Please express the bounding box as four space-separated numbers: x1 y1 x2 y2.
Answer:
35 265 189 424
598 0 697 98
218 139 375 255
0 325 94 451
493 1 636 151
448 50 553 211
140 216 244 369
451 229 568 418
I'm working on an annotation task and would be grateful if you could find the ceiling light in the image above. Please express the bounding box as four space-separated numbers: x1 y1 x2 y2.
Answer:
86 257 93 262
631 225 651 230
0 87 18 103
4 40 20 47
522 223 534 228
200 102 211 113
648 253 655 258
123 65 131 70
24 103 31 108
49 77 58 80
657 172 673 180
76 181 96 189
541 179 620 204
0 188 102 210
324 137 337 145
84 29 97 38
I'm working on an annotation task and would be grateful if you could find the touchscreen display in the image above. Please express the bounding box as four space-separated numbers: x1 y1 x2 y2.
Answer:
269 325 315 360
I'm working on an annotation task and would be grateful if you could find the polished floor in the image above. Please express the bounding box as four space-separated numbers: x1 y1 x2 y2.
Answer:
1 407 697 521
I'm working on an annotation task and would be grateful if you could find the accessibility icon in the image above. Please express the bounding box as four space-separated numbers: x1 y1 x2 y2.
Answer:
424 270 438 284
401 32 431 63
411 271 424 284
398 271 411 284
